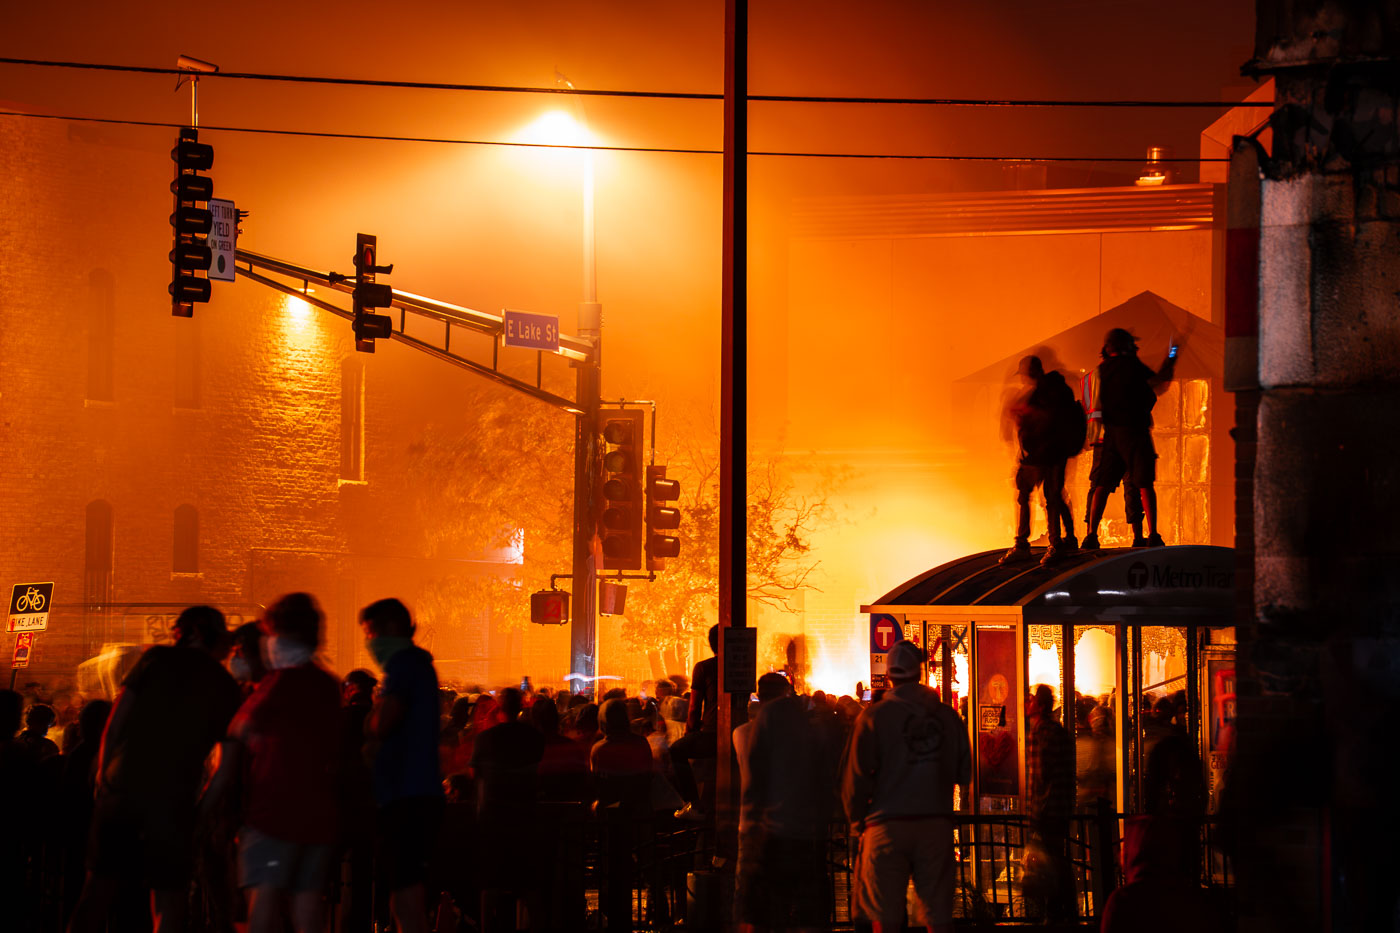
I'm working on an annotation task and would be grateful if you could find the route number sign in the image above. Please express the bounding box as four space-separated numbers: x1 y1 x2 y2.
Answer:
12 632 34 668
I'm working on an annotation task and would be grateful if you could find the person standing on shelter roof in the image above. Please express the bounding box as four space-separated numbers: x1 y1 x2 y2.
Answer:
1082 327 1178 549
1000 354 1085 566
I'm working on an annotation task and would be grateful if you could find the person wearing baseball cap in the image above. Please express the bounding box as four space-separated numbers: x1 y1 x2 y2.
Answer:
841 639 971 933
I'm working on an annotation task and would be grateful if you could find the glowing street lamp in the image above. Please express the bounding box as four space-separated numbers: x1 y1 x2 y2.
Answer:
514 109 598 305
515 104 603 686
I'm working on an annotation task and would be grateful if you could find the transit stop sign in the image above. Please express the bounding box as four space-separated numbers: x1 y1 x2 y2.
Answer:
11 632 34 668
869 612 903 689
7 582 53 633
871 613 900 652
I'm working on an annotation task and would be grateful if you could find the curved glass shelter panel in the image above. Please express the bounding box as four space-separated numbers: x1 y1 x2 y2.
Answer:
864 545 1236 819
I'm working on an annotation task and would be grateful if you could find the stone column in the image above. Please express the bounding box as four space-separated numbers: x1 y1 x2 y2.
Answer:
1237 4 1400 930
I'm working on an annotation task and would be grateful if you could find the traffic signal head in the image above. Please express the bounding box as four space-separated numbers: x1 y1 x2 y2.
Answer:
599 409 645 570
352 233 394 351
169 127 214 317
645 464 682 571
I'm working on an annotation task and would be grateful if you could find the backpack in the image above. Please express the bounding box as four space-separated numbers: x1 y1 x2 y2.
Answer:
1044 373 1087 460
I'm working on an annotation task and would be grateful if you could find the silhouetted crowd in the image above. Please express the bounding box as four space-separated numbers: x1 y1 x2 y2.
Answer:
0 597 1220 933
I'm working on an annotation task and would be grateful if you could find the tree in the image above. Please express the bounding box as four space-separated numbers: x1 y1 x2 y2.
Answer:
406 382 575 642
407 390 831 671
617 439 831 658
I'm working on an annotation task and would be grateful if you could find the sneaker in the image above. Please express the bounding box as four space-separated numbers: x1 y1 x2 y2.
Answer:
674 803 706 822
1144 533 1165 547
1062 535 1078 551
1040 545 1066 566
998 544 1032 564
1131 535 1149 547
1082 533 1100 550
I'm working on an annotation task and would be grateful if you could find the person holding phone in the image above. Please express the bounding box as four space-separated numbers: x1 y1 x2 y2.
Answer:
1082 328 1179 549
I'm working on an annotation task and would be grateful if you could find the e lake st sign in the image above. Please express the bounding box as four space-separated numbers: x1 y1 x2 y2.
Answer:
502 310 559 352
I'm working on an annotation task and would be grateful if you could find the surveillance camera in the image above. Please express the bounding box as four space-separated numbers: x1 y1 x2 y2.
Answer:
176 55 219 74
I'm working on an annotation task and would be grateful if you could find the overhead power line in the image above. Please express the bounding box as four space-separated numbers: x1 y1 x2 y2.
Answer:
0 56 1274 109
0 109 1232 161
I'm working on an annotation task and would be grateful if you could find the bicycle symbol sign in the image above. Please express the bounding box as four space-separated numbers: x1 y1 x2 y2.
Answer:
8 582 54 633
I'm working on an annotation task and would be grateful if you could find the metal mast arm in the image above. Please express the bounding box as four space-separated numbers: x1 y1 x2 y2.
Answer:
235 247 594 415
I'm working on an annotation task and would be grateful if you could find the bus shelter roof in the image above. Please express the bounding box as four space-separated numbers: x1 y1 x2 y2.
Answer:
861 545 1235 626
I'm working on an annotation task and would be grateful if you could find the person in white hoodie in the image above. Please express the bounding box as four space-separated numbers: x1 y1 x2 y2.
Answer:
841 639 972 933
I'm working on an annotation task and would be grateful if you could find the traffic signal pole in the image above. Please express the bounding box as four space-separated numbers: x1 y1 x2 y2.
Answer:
571 300 601 686
570 143 602 687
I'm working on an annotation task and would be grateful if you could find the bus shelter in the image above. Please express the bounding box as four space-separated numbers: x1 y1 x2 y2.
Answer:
861 545 1237 819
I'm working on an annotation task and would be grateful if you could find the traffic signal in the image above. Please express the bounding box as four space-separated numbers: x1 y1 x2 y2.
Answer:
599 408 645 570
645 464 682 571
169 127 214 316
352 233 395 352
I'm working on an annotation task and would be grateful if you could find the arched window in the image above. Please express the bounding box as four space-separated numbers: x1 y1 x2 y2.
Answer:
86 270 115 401
173 505 199 573
84 499 114 609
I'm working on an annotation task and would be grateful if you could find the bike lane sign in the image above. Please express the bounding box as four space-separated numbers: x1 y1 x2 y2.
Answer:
8 582 53 633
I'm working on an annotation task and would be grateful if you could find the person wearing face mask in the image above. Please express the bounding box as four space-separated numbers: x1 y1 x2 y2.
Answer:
359 597 443 933
229 621 269 694
207 593 343 933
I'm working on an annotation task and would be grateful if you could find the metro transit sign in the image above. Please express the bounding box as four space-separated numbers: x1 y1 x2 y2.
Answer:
871 613 900 652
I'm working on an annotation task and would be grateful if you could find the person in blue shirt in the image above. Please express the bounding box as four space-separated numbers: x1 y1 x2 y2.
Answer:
360 598 443 933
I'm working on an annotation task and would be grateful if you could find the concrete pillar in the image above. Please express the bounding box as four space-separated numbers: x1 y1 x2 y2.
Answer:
1238 5 1400 929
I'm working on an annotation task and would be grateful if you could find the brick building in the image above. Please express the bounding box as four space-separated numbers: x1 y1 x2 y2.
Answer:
1 111 581 691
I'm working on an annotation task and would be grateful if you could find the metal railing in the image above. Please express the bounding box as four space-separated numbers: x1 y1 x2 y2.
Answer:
11 803 1236 932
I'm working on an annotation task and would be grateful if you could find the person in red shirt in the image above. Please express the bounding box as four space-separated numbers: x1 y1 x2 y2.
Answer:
210 593 343 933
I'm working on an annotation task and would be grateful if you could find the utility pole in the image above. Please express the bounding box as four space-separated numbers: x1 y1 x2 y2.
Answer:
716 0 748 890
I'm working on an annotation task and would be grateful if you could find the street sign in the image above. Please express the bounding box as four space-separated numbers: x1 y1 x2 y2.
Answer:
7 582 53 633
502 310 560 351
871 613 900 652
207 198 237 282
869 612 903 690
11 632 34 668
722 625 757 695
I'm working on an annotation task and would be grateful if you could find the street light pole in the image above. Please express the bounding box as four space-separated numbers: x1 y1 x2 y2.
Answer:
570 147 601 688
